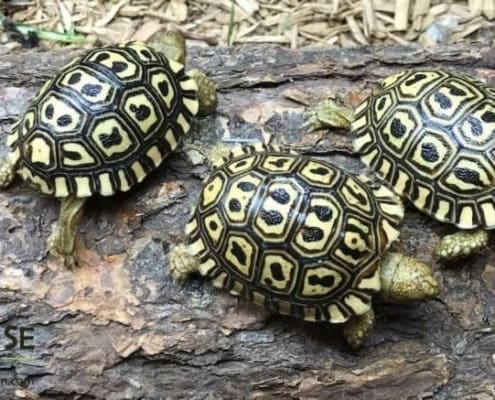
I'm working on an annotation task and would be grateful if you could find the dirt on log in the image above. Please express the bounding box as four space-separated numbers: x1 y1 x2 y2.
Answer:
0 41 495 400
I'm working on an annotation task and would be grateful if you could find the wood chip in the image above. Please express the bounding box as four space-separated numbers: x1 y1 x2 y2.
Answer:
130 20 165 41
95 0 129 28
394 0 410 31
470 0 485 16
165 0 188 22
300 22 329 36
346 15 368 45
412 0 431 31
4 0 495 49
483 0 495 19
362 0 376 36
236 0 260 16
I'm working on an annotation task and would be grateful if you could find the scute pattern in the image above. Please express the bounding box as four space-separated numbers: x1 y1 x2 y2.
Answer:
6 42 199 197
353 69 495 229
186 145 404 324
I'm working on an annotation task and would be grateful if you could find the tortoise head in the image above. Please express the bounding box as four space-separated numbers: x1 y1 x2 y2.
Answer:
149 31 186 65
379 252 440 303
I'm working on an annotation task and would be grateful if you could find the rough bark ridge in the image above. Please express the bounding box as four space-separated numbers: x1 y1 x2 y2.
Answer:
1 42 495 400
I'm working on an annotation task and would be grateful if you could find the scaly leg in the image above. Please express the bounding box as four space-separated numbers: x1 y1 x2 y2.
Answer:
343 308 375 349
188 69 218 116
169 244 200 283
304 98 354 131
434 229 489 262
47 196 87 268
0 155 17 188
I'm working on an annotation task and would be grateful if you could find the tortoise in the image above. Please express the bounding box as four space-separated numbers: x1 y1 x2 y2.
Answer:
306 69 495 261
0 31 217 267
169 144 439 348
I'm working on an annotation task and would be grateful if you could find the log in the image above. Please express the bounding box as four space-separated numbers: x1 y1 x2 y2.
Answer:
1 41 495 400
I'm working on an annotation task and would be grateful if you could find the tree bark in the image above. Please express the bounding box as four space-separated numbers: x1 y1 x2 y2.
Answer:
1 41 495 400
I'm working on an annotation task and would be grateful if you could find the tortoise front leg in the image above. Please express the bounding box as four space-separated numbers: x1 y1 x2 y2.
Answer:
188 69 218 116
342 308 375 349
434 229 489 262
47 195 87 268
304 98 354 131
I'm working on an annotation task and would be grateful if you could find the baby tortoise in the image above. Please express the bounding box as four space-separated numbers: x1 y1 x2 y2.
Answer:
0 31 217 267
307 69 495 261
170 144 439 348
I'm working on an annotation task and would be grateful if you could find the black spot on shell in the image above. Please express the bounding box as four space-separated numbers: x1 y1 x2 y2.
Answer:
390 118 406 138
434 92 452 109
270 263 285 281
68 72 82 85
111 61 128 73
265 278 273 285
99 127 123 148
209 221 218 231
447 84 466 96
420 142 440 162
81 84 102 97
24 119 30 131
95 53 110 63
309 167 329 176
405 73 427 86
231 241 247 266
482 111 495 123
237 181 256 192
454 167 484 186
229 199 241 212
308 274 335 287
467 116 483 136
141 49 152 59
270 188 290 204
377 97 386 110
63 150 82 160
45 104 54 119
310 205 332 222
260 209 283 226
301 226 324 242
158 80 169 97
270 158 289 168
130 104 151 121
57 114 73 127
234 160 248 168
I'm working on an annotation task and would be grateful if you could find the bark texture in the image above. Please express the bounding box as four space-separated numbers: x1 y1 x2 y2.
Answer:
1 41 495 400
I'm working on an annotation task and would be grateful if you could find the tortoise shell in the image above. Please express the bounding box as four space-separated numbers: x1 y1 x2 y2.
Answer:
353 69 495 229
185 145 404 324
6 42 198 197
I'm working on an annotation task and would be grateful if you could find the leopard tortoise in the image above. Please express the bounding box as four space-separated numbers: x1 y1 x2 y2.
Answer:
0 31 217 267
169 144 439 348
307 69 495 261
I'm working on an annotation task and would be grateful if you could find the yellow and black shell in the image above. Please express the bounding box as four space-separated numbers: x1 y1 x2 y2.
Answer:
6 42 198 197
185 145 404 324
353 69 495 229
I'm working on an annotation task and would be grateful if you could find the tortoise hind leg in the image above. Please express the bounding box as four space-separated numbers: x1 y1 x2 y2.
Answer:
434 229 489 262
169 244 200 283
188 69 218 116
342 308 375 349
47 196 87 268
0 155 17 188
